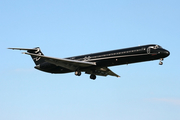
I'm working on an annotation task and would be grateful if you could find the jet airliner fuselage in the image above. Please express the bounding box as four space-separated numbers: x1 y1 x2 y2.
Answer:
9 44 170 80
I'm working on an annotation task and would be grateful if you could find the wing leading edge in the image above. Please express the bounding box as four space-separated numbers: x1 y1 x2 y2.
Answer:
23 52 96 71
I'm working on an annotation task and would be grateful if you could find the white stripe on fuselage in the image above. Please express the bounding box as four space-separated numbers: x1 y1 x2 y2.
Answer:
79 53 156 62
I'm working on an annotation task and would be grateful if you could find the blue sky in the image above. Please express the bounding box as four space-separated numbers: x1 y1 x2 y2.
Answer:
0 0 180 120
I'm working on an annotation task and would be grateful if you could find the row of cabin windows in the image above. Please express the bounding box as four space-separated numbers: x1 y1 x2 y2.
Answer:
75 48 146 60
90 48 145 59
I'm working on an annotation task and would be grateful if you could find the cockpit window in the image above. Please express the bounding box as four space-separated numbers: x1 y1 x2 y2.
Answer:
148 45 162 49
154 45 162 49
149 46 154 49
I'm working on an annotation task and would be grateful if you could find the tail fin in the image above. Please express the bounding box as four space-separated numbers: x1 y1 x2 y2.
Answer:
8 47 45 65
27 47 45 65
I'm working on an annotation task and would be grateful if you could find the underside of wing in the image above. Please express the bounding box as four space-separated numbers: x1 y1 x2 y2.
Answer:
85 67 120 77
23 52 96 71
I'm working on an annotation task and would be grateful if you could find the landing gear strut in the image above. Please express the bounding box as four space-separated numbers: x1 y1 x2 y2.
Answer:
159 58 163 65
75 71 81 76
90 74 96 80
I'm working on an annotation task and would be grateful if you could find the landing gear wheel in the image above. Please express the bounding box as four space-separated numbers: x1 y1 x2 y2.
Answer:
75 71 81 76
159 61 163 65
90 74 96 80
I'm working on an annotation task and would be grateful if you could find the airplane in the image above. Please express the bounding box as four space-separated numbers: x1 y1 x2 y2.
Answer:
8 44 170 80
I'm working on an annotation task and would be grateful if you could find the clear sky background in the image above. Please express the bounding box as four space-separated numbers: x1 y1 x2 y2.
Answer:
0 0 180 120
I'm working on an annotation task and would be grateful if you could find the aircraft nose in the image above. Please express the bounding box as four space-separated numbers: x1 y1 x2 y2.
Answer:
166 50 170 56
163 49 170 57
158 49 170 58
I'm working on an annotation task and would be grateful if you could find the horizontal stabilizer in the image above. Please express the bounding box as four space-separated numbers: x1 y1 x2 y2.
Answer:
8 48 37 51
9 47 45 65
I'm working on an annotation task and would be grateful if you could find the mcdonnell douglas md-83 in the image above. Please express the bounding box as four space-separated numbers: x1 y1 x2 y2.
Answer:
8 44 170 80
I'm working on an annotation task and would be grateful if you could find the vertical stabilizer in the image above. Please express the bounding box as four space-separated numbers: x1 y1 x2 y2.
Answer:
27 47 45 65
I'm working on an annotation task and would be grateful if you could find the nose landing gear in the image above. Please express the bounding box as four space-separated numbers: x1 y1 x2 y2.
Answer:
159 58 163 65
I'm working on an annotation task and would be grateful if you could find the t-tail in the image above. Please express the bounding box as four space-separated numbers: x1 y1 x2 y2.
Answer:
8 47 45 65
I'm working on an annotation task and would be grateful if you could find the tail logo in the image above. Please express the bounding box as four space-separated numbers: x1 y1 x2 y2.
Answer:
33 48 42 61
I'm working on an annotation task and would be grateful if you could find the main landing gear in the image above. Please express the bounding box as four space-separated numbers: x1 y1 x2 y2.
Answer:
159 58 163 65
75 71 96 80
90 74 96 80
75 71 97 80
75 71 81 76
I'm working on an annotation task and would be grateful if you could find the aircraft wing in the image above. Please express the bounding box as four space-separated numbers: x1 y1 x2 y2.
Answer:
105 67 120 77
23 52 96 71
23 53 119 77
85 67 120 77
